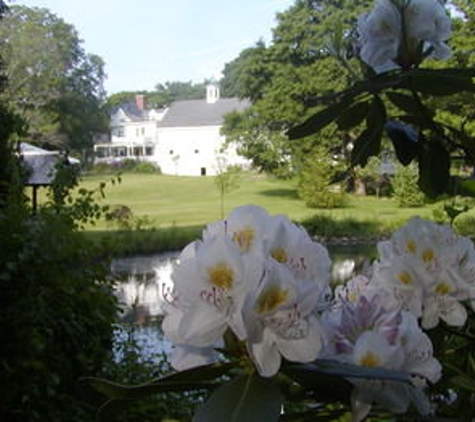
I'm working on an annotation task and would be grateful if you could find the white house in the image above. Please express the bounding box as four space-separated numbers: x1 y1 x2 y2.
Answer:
94 84 250 176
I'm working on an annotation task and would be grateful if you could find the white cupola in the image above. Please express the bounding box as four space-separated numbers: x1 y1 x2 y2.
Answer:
206 82 220 104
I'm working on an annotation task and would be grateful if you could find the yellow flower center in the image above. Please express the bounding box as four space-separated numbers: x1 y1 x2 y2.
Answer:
435 282 451 296
397 271 413 285
422 248 435 263
359 351 381 368
208 262 234 290
256 285 288 314
406 239 417 254
271 246 287 263
232 227 255 253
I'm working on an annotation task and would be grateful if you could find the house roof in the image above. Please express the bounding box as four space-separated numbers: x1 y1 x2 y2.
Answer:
158 97 250 128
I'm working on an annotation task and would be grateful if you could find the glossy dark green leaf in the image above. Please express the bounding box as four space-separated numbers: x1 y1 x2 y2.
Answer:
418 141 450 197
287 97 355 140
350 96 386 167
409 68 475 96
336 100 370 131
386 91 432 118
193 374 282 422
285 359 412 383
385 120 420 166
84 362 236 401
450 375 475 393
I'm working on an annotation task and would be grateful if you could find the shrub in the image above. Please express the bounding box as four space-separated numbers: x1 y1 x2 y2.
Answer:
391 163 426 207
297 145 347 209
0 161 118 420
89 160 161 175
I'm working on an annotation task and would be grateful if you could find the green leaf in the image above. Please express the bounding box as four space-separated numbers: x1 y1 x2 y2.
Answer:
192 374 282 422
450 375 475 393
418 141 450 197
285 359 412 383
336 100 370 131
350 96 386 167
83 362 236 401
409 68 475 96
287 96 355 140
386 91 432 118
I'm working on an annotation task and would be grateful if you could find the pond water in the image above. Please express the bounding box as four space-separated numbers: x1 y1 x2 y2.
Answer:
111 244 377 325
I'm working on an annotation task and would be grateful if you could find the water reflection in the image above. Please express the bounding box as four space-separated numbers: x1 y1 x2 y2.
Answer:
111 244 376 325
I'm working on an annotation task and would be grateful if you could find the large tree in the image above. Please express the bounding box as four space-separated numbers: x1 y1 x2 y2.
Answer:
220 0 372 176
0 5 107 158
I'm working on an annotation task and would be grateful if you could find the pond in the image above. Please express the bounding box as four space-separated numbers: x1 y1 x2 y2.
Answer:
111 243 377 325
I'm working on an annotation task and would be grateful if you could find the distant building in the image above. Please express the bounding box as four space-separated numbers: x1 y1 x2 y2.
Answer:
94 84 250 176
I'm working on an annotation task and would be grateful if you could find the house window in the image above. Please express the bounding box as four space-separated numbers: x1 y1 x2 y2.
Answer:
194 149 199 154
200 167 206 176
141 127 145 135
169 150 174 154
145 146 153 156
114 127 125 137
133 147 143 156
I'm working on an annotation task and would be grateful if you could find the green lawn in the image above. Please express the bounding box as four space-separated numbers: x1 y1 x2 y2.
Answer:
79 172 436 232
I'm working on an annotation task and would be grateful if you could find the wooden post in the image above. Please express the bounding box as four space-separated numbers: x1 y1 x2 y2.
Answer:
32 185 38 214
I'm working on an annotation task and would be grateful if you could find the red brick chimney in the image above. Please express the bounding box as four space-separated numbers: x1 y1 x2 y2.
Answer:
135 94 145 111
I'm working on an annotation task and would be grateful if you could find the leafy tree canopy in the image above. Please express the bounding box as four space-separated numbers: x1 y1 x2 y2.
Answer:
0 5 108 158
220 0 373 176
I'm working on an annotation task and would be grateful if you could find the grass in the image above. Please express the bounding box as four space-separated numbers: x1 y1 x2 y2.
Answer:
30 171 461 256
78 172 436 233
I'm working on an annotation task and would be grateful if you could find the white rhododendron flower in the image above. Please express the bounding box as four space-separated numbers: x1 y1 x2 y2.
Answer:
163 205 331 375
322 277 442 421
373 217 475 329
357 0 451 72
244 260 326 377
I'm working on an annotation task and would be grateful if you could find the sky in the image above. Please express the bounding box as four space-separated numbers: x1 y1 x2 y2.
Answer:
13 0 295 94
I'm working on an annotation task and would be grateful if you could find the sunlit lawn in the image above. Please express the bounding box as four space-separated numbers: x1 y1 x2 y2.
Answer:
77 172 436 232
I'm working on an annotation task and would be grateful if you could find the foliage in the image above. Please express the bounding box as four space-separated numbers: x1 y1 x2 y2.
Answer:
0 5 107 159
354 155 391 196
297 144 347 208
107 81 206 110
214 159 241 218
288 1 475 199
220 0 373 176
99 323 204 421
391 162 426 208
89 159 161 175
0 160 118 420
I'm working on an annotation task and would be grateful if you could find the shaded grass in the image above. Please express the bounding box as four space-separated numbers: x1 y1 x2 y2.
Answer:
70 172 449 257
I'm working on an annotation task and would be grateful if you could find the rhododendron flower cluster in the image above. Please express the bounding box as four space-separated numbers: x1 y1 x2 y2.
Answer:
162 205 331 376
323 276 442 421
162 208 475 420
373 217 475 329
357 0 452 72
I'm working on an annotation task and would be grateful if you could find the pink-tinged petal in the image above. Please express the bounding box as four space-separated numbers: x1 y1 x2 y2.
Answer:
179 303 226 347
248 328 281 377
276 316 322 363
171 345 216 371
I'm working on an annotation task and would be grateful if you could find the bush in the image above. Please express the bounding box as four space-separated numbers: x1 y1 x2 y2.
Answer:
297 145 347 209
99 324 205 421
0 162 118 420
391 163 426 207
89 159 161 175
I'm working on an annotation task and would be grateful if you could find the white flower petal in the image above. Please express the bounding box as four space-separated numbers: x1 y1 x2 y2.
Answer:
248 328 281 377
276 316 322 363
171 345 216 371
179 303 227 347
